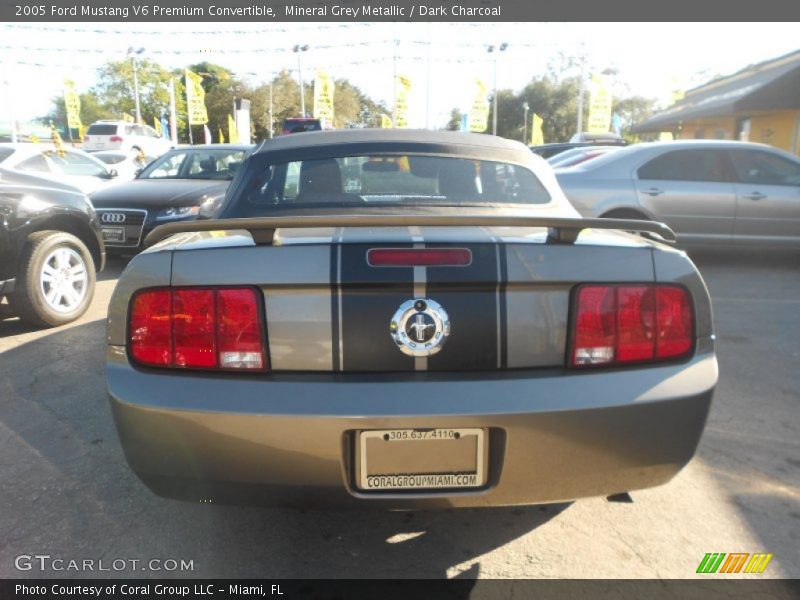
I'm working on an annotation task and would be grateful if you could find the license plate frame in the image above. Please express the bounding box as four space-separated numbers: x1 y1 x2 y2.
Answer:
357 428 486 491
101 227 125 243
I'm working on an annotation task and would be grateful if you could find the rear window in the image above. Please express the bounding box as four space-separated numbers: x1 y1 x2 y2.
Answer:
86 124 118 135
282 119 322 134
227 153 551 217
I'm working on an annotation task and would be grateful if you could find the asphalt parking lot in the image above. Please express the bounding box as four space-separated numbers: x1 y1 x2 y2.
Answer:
1 249 798 579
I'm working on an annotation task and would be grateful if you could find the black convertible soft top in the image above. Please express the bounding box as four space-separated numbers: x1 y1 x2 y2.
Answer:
254 128 529 156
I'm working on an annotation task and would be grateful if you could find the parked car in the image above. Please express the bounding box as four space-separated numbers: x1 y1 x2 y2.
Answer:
90 144 253 252
82 121 172 157
555 140 800 246
107 129 717 508
569 132 626 144
547 145 622 168
531 137 627 160
0 143 118 194
0 182 104 326
93 150 155 181
281 117 324 135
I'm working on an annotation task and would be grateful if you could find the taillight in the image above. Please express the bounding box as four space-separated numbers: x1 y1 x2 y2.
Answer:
367 248 472 267
570 284 693 367
110 135 124 142
129 287 267 371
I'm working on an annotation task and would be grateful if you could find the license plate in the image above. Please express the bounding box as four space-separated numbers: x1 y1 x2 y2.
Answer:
101 227 125 243
358 428 486 491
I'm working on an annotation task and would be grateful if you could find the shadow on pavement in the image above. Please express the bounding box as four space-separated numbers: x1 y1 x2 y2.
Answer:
0 319 569 579
690 246 800 577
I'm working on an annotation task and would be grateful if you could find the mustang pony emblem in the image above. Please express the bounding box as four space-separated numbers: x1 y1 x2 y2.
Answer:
390 298 450 357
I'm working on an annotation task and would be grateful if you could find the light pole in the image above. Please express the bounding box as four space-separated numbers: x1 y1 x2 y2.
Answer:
487 43 508 136
2 75 16 143
127 46 145 124
293 44 309 117
576 54 587 135
522 101 530 144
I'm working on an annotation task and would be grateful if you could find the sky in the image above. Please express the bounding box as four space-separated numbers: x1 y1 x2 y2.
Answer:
0 22 798 130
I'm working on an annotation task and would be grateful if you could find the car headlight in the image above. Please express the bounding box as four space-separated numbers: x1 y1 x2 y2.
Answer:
155 206 200 221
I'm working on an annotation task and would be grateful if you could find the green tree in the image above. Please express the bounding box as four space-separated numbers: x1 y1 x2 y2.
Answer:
186 62 245 143
612 95 656 141
43 92 108 137
445 108 463 131
93 59 187 131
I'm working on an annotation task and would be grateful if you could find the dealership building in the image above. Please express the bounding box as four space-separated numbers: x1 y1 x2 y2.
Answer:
635 50 800 156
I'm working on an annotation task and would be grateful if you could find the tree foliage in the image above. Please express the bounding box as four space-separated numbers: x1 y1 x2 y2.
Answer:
44 60 389 143
483 75 656 144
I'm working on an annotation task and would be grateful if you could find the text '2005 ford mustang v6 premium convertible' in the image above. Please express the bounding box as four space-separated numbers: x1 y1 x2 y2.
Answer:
106 130 718 508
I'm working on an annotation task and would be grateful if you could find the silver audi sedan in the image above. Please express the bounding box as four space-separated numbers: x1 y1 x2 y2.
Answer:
555 140 800 246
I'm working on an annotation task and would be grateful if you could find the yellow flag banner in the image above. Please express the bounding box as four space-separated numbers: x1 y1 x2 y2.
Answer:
468 79 490 133
122 113 135 123
219 128 225 144
380 114 393 128
531 113 544 146
313 69 335 123
587 74 613 134
63 79 82 131
394 75 412 129
153 116 163 137
50 123 66 156
227 114 239 144
659 132 674 141
185 69 208 125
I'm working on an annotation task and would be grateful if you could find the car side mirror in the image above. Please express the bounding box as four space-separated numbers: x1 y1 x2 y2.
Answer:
106 168 118 179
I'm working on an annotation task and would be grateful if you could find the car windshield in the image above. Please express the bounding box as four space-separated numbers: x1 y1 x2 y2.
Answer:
228 153 551 216
139 149 247 180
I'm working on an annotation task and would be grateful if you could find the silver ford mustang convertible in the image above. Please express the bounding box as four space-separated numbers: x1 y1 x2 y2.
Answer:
106 129 718 508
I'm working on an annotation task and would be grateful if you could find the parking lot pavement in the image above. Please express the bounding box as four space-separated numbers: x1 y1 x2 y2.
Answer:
1 250 798 579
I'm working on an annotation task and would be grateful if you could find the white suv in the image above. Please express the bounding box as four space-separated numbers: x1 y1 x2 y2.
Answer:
83 121 172 157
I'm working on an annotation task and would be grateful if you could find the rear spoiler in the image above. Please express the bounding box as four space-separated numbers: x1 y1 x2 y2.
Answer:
144 214 676 247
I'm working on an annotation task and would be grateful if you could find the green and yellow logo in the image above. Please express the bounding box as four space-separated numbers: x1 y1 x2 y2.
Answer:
697 552 773 574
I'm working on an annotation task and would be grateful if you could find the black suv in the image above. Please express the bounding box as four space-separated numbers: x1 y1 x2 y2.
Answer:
0 181 104 327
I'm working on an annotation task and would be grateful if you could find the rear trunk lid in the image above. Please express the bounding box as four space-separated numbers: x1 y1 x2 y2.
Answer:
167 227 655 372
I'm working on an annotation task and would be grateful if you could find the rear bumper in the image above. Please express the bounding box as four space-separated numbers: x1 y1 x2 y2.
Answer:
107 341 717 508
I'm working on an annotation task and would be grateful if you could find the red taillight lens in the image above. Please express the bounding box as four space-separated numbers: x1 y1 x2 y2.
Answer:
367 248 472 267
129 287 267 371
173 289 216 368
130 290 172 366
217 288 265 370
571 284 693 367
655 287 693 359
110 135 124 142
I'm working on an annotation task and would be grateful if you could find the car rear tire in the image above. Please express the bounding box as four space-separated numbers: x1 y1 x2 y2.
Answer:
11 231 96 328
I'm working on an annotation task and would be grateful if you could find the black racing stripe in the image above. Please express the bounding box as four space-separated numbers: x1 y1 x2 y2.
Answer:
498 244 508 369
340 243 415 371
425 243 499 372
330 242 340 372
